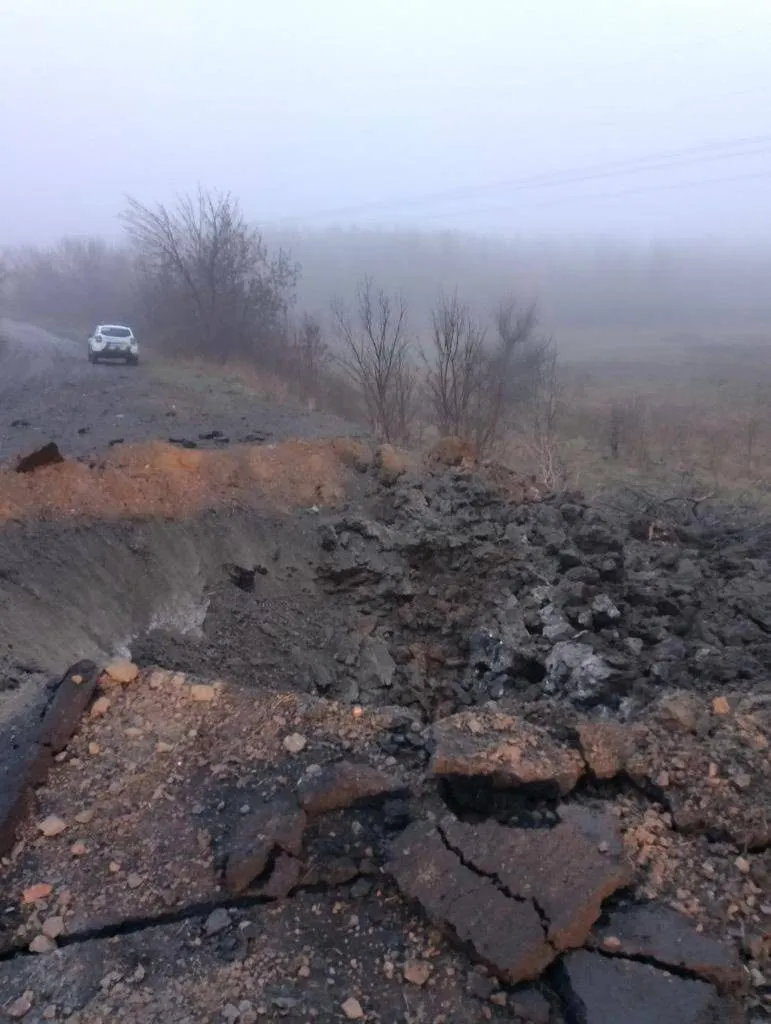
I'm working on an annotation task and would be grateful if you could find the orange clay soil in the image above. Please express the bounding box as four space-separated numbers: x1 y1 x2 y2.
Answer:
0 438 371 522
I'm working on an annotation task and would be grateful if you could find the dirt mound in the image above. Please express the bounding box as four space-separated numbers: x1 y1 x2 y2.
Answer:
0 437 368 521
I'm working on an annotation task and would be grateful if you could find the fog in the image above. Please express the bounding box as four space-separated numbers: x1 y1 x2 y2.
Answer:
2 0 771 242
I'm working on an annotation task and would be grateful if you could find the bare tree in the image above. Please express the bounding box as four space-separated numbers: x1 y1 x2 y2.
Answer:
4 238 136 332
289 313 329 403
425 291 487 438
332 277 415 442
525 342 563 488
123 189 297 363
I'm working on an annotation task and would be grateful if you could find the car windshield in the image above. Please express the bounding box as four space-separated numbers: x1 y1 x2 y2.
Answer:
101 327 131 338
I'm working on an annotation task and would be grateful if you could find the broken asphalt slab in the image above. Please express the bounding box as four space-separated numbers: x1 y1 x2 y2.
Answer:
428 709 585 797
590 902 744 993
387 810 632 984
557 949 741 1024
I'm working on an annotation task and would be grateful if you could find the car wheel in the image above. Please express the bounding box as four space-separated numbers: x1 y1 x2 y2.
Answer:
127 356 139 366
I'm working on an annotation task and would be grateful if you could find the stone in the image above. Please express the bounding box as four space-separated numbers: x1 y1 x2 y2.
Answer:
41 916 64 939
21 883 53 904
190 683 216 702
6 992 34 1018
429 710 584 796
37 815 67 838
559 950 730 1023
712 696 730 716
591 594 622 626
259 853 302 900
591 903 742 992
282 732 307 754
204 908 230 936
341 996 364 1019
544 641 615 705
403 960 431 986
654 693 704 734
388 820 555 984
29 934 56 954
90 696 111 718
224 799 307 893
575 721 634 780
296 761 405 815
103 660 139 684
358 636 396 690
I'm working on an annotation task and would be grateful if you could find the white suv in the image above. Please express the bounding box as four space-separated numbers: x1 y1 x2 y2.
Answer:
88 324 139 365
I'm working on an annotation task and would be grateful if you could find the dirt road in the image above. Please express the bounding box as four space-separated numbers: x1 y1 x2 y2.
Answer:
0 319 359 465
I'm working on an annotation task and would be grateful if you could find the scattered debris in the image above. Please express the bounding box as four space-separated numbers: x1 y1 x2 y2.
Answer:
15 442 64 474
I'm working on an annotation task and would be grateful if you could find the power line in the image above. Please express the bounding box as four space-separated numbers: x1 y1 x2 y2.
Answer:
293 134 771 221
411 167 771 223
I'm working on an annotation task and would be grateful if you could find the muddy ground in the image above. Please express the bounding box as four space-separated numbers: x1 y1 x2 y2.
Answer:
0 324 769 1023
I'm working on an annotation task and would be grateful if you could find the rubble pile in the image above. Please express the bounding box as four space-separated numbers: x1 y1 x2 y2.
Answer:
1 450 769 1022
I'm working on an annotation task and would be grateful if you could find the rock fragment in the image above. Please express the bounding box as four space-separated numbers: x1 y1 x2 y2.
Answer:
21 883 52 904
41 917 64 940
5 991 34 1018
296 761 405 815
282 732 307 754
429 710 584 796
575 721 634 780
341 996 364 1020
190 683 216 702
103 660 139 684
224 799 306 894
204 908 230 936
403 960 431 986
29 934 56 954
37 815 67 838
259 853 302 900
544 641 616 706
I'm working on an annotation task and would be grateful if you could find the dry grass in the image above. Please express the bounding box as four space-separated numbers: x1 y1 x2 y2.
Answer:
501 339 771 505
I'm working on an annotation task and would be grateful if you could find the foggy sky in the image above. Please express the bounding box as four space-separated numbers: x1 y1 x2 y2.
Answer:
2 0 771 244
